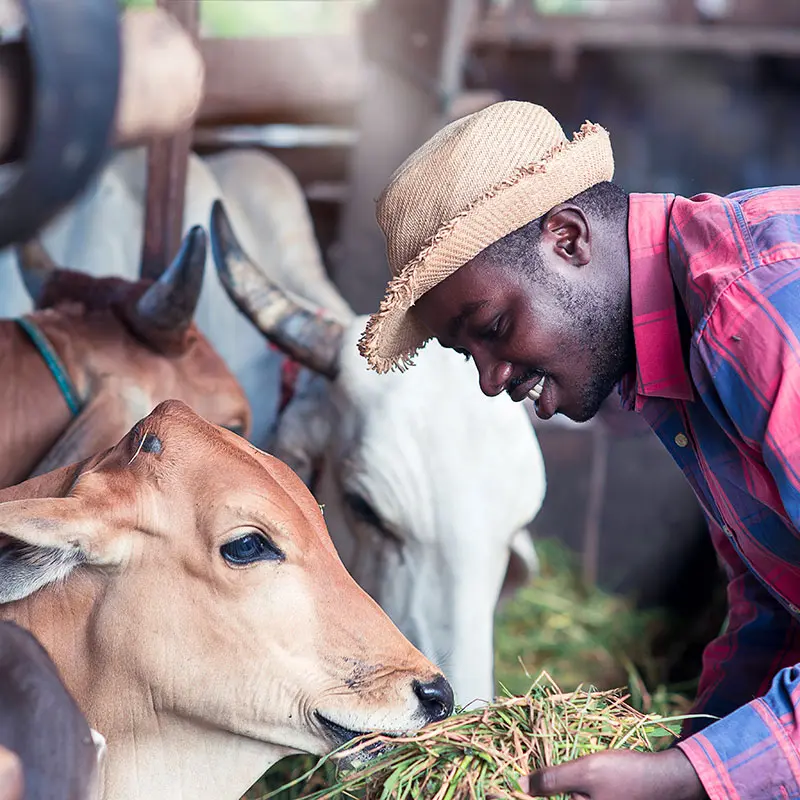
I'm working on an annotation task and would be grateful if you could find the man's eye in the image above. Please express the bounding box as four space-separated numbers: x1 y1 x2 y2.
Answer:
479 316 504 341
224 422 245 437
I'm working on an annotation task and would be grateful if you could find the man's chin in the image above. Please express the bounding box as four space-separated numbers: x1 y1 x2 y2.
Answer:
562 407 599 424
572 383 617 422
568 389 616 423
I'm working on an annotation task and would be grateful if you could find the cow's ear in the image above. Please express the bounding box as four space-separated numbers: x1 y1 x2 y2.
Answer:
499 528 540 605
0 496 124 603
270 372 333 488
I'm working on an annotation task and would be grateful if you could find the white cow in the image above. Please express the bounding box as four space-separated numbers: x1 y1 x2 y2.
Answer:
0 147 546 706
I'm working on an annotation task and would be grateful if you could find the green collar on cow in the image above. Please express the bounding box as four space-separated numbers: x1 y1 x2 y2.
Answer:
16 316 83 416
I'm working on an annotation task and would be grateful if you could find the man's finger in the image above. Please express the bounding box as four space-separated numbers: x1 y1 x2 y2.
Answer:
526 758 594 797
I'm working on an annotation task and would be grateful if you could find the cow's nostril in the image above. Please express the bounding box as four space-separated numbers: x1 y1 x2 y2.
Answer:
413 675 454 722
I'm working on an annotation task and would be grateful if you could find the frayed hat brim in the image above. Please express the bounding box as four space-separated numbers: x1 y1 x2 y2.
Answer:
359 121 614 373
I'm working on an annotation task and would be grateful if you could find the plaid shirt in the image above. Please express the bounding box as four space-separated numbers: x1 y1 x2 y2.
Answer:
621 189 800 800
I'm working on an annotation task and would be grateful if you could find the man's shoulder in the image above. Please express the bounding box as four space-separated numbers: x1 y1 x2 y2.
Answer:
723 184 800 208
662 187 800 331
672 186 800 258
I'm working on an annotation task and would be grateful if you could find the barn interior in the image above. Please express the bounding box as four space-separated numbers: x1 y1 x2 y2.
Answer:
4 1 800 797
113 2 799 795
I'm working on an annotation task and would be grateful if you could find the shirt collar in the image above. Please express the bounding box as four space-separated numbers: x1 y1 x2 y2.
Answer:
619 193 695 412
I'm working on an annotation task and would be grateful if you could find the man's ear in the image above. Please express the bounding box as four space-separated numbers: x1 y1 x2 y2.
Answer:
0 494 124 603
541 205 590 266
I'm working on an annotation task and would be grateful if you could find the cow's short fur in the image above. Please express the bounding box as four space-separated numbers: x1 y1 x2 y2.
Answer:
0 401 450 800
0 264 251 489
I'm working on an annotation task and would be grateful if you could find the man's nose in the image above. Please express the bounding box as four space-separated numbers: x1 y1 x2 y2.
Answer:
476 357 512 397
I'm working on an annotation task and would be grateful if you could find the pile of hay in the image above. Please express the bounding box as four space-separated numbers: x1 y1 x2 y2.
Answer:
259 672 689 800
493 540 667 699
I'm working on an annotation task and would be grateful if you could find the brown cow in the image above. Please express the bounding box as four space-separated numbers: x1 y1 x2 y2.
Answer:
0 227 250 488
0 400 453 800
0 621 102 800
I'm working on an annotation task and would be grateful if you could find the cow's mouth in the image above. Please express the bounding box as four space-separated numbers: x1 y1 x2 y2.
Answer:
314 712 401 765
315 712 368 746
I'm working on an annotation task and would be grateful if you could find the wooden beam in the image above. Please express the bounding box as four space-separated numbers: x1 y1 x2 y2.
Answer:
140 0 199 281
474 15 800 57
333 0 479 314
191 23 800 129
191 90 500 194
0 43 27 163
196 36 362 128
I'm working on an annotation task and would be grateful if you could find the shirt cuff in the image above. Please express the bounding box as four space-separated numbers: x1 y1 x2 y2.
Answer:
677 698 800 800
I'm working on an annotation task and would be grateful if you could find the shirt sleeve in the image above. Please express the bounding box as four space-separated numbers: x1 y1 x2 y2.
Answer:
680 518 800 739
677 256 800 799
675 519 800 799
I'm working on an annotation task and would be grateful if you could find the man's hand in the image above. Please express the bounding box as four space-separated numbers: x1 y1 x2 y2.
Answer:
523 748 708 800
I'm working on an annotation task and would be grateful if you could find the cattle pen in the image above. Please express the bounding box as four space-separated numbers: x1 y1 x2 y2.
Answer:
2 0 800 798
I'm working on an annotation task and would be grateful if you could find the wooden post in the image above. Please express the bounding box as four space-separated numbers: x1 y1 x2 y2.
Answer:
140 0 199 281
332 0 479 313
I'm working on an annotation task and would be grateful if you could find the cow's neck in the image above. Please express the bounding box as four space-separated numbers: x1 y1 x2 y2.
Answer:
100 718 287 800
0 576 287 800
0 320 75 488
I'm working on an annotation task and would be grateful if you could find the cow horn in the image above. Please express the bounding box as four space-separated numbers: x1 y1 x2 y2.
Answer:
209 199 343 380
128 225 206 351
15 240 59 305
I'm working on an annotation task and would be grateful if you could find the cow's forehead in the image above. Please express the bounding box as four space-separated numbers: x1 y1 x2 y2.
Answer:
92 401 322 538
335 322 544 536
339 320 535 456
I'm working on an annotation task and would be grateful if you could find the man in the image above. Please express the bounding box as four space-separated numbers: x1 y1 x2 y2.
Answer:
358 100 800 800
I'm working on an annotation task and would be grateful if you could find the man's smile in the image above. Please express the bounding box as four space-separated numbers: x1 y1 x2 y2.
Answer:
527 375 545 403
507 369 545 403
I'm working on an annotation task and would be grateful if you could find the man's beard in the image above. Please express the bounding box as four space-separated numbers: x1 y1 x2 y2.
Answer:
575 287 633 422
549 273 634 423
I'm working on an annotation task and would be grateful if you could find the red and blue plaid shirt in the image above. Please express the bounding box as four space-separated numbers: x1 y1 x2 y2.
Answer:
621 189 800 800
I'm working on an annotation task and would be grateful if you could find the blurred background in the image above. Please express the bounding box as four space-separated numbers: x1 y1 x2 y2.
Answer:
121 0 800 783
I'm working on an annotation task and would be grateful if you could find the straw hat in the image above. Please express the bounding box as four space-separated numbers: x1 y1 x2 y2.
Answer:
358 101 614 373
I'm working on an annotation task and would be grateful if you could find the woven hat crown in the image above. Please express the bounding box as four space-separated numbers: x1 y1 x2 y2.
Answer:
361 100 614 373
377 102 565 277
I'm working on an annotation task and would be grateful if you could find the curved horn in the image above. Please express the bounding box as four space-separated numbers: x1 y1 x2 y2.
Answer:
128 225 206 351
15 240 59 306
209 199 344 380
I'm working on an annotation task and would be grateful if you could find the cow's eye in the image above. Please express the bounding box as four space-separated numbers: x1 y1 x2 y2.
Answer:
344 492 382 528
221 532 284 566
344 492 403 546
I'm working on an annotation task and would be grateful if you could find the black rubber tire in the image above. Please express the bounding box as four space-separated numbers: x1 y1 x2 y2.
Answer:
0 0 121 250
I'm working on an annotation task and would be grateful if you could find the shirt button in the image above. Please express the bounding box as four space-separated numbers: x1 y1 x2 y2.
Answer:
722 525 734 538
789 604 800 616
675 433 689 448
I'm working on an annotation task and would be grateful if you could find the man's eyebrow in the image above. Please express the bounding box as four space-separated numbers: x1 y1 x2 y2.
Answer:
447 301 487 339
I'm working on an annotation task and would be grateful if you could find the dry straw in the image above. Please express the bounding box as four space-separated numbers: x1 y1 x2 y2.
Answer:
261 672 705 800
